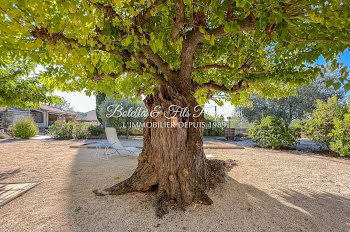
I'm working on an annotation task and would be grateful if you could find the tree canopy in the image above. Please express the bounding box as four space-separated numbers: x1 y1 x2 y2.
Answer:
0 58 58 108
1 0 349 104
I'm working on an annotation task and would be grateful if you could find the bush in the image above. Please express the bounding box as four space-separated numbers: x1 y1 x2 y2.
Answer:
88 125 105 136
49 121 91 139
304 96 347 148
12 117 39 138
72 123 90 139
49 121 73 139
204 119 225 136
204 114 225 136
249 116 301 149
328 113 350 156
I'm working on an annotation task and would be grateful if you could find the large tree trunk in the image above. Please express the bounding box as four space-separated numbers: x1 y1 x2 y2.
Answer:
95 85 228 217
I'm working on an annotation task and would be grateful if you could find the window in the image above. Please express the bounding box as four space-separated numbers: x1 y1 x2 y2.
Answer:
31 111 44 123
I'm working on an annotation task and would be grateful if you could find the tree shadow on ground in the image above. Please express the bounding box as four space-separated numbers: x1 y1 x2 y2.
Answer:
66 149 350 232
0 169 21 181
0 139 26 144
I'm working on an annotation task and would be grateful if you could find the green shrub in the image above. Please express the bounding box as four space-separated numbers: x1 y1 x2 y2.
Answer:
249 116 301 149
12 117 39 138
88 125 104 136
204 114 225 136
72 123 90 139
328 113 350 156
49 121 91 139
304 96 347 148
49 121 73 139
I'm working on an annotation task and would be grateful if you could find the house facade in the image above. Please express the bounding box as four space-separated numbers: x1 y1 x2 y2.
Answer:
77 109 99 125
0 105 78 129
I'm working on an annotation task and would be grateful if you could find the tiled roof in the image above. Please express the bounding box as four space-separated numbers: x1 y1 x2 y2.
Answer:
39 105 77 116
1 105 77 116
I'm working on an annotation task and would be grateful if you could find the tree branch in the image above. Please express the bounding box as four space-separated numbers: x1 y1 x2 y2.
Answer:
30 27 133 62
141 45 175 79
287 30 340 43
193 61 261 73
171 0 186 41
87 0 122 21
226 0 234 21
91 67 144 81
134 52 172 86
197 79 250 93
179 12 256 80
29 27 172 86
194 64 231 71
134 0 166 27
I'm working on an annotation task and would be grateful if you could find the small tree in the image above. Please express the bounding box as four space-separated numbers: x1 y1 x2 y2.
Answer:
238 74 346 123
98 97 146 138
52 99 74 111
95 92 106 125
304 96 347 148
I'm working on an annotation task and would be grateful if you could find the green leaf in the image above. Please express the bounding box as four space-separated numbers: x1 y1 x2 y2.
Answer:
345 82 350 92
210 34 215 45
333 82 341 90
122 35 133 46
325 80 333 88
184 0 191 6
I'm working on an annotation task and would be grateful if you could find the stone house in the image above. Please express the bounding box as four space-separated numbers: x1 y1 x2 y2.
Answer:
0 105 78 129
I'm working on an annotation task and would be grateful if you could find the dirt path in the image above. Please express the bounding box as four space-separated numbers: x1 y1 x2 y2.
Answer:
0 139 349 232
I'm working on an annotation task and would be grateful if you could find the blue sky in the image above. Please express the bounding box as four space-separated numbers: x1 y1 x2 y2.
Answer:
59 50 350 114
317 49 350 67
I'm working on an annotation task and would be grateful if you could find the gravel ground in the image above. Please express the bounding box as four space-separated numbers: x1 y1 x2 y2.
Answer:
227 138 324 151
0 138 350 232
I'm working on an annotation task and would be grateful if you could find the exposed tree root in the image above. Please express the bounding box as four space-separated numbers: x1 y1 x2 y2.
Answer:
93 158 231 218
155 189 169 218
104 179 134 195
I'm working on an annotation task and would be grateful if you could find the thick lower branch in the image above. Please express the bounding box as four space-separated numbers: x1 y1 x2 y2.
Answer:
197 79 250 93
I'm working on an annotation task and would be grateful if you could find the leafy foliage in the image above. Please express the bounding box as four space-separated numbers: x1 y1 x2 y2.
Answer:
88 124 105 136
49 121 91 139
0 0 349 105
12 117 39 138
304 95 347 148
0 59 59 108
97 97 146 138
49 121 74 139
204 114 225 136
72 123 90 139
95 92 106 124
249 116 301 149
238 73 346 123
328 108 350 156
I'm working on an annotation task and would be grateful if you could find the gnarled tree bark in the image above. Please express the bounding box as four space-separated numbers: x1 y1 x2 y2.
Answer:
95 83 228 217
